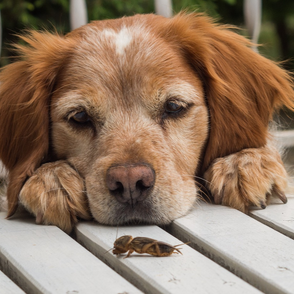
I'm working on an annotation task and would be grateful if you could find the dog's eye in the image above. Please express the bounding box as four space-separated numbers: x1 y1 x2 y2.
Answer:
67 110 95 132
161 99 190 121
71 111 90 124
165 101 183 113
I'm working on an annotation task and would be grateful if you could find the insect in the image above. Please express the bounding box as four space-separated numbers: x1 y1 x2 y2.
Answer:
112 235 185 258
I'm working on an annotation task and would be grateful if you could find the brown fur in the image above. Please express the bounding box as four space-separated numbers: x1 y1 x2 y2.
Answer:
0 13 293 232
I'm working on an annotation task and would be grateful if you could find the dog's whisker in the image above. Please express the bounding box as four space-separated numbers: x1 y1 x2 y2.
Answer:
178 174 212 185
44 188 87 193
193 176 211 185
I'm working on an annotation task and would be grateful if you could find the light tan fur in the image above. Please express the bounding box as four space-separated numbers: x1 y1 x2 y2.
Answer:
19 161 91 233
204 144 288 213
0 13 293 232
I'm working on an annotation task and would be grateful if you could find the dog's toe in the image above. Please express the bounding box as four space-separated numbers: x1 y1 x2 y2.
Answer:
19 161 91 233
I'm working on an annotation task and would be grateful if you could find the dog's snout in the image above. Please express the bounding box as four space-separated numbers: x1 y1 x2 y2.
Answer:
106 164 155 205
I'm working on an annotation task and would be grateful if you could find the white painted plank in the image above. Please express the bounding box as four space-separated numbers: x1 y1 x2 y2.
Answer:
0 160 7 178
274 130 294 148
170 203 294 294
0 270 25 294
76 222 262 294
250 195 294 239
0 212 141 294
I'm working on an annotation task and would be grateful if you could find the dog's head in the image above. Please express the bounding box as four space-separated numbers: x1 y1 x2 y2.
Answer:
0 13 293 224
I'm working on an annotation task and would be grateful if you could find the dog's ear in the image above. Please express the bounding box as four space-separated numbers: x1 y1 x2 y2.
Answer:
0 31 76 216
156 13 294 173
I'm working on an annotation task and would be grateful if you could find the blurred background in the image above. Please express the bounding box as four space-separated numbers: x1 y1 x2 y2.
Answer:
0 0 294 70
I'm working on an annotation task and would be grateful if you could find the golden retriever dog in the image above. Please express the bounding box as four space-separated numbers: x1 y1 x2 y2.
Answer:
0 13 293 233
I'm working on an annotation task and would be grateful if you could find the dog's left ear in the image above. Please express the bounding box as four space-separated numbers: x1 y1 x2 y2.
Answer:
156 13 294 172
0 31 77 216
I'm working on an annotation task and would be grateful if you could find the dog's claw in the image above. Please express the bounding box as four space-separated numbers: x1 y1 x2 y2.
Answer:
36 212 44 224
214 187 224 204
279 193 288 204
273 186 288 204
259 200 266 209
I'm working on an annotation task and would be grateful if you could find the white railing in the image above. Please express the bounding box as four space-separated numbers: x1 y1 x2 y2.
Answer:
69 0 173 30
244 0 262 51
155 0 172 18
0 1 263 52
70 0 88 30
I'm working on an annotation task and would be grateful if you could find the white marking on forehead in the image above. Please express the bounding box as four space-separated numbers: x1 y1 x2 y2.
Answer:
100 28 117 39
115 27 133 55
100 26 133 56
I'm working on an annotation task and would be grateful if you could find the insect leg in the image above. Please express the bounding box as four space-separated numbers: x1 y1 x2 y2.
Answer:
125 249 134 258
155 242 162 257
141 241 157 254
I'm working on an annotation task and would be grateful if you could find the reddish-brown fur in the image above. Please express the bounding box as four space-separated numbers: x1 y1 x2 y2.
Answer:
0 13 293 232
152 13 294 172
0 33 78 216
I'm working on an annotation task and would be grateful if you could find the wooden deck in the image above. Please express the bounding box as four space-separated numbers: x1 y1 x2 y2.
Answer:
1 196 293 294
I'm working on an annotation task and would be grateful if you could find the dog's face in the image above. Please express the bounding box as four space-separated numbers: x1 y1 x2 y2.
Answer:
1 13 293 228
51 24 208 224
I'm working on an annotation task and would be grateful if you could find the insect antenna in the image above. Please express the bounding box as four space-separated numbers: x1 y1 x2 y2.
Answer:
104 225 120 255
174 241 190 247
116 224 119 240
104 247 114 254
174 241 191 254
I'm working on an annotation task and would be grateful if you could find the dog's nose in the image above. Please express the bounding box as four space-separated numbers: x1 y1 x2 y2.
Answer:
106 164 155 205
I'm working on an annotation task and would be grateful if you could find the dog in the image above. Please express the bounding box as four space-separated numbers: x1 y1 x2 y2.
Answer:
0 13 293 233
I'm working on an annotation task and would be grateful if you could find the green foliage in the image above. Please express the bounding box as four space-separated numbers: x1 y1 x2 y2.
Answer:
0 0 70 65
0 0 69 29
87 0 154 20
1 0 294 69
173 0 240 19
173 0 218 16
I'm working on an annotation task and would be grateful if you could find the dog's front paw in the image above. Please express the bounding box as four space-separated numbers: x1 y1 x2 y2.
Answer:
19 161 91 233
204 145 288 213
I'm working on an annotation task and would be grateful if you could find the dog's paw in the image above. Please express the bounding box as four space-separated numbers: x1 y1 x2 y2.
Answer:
19 161 91 233
204 145 288 213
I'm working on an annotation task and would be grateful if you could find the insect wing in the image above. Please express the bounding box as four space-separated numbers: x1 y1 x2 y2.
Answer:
157 242 182 256
130 237 157 253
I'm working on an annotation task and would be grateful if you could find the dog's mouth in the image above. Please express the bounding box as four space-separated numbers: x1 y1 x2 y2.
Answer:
115 202 161 225
95 199 172 226
87 166 198 226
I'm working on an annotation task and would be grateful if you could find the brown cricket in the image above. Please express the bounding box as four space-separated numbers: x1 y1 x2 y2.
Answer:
112 235 184 257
